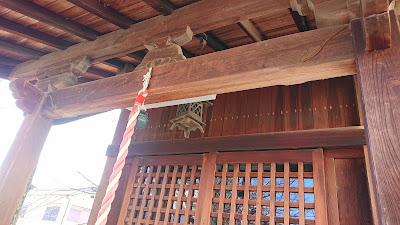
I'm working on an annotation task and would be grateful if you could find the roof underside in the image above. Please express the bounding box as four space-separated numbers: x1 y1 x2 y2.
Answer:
0 0 316 83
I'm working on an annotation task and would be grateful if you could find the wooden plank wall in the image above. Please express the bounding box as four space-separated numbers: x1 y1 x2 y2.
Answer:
132 76 359 142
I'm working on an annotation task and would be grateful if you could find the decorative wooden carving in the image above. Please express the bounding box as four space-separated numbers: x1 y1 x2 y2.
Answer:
135 26 193 71
9 56 91 114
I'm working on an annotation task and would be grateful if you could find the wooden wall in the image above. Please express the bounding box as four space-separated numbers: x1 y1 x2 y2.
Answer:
132 75 359 142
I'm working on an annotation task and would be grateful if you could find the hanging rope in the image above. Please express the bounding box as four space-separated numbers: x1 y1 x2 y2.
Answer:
95 67 152 225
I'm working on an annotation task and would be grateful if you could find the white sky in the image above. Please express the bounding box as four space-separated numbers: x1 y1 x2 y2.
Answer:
0 79 120 190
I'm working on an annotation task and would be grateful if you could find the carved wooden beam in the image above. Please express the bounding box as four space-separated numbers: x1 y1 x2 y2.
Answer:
41 25 355 119
9 56 92 114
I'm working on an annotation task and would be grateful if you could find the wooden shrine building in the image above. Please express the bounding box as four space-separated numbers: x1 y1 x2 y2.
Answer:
0 0 399 224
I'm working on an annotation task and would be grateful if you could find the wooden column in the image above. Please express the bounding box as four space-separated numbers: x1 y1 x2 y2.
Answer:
351 10 400 225
0 95 53 225
87 109 130 225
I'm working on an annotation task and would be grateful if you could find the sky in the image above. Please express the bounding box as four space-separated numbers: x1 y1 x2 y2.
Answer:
0 79 120 190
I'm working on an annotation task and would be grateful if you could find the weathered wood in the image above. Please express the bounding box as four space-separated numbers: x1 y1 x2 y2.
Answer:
106 126 366 157
0 95 53 225
0 0 100 41
10 0 290 79
352 11 400 224
194 32 228 52
67 0 136 29
289 9 309 32
312 149 328 224
195 152 217 225
0 56 22 66
142 0 177 15
0 39 46 59
335 158 373 224
361 0 392 51
238 20 264 42
42 25 355 118
0 17 73 49
0 65 13 78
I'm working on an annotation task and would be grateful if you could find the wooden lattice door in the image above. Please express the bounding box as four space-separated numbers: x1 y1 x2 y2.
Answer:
207 149 327 225
122 154 204 225
120 149 327 225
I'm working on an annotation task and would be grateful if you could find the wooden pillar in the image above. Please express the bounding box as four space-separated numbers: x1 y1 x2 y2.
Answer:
351 10 400 225
87 109 130 225
0 95 53 225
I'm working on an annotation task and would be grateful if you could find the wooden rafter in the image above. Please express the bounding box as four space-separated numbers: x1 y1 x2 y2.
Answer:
0 0 100 41
194 32 228 51
10 0 290 79
0 17 73 49
67 0 136 29
289 8 310 32
0 40 117 79
138 0 212 54
141 0 228 52
142 0 177 16
0 56 22 66
238 19 264 42
0 39 46 59
41 25 355 119
0 17 125 70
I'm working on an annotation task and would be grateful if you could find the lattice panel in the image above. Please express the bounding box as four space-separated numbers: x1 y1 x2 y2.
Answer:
125 163 202 225
210 162 316 225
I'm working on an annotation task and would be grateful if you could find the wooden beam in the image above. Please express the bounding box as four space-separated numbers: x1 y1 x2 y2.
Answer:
10 0 290 79
106 126 366 157
360 0 392 51
42 25 355 119
351 11 400 224
67 0 136 29
194 32 228 51
289 8 309 32
0 17 73 49
0 41 115 79
238 19 264 42
0 56 21 66
0 0 100 41
142 0 228 52
142 0 177 15
126 52 146 61
0 95 53 225
0 65 13 79
0 39 46 59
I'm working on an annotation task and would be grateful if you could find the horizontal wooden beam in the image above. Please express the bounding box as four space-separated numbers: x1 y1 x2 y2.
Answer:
67 0 136 29
42 25 355 119
0 0 100 41
10 0 290 79
106 126 366 157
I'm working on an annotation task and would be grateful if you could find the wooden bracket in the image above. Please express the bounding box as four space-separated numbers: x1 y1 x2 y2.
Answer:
136 26 193 71
9 56 92 114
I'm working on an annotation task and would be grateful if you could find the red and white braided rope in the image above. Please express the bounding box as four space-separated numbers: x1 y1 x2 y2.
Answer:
95 68 152 225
